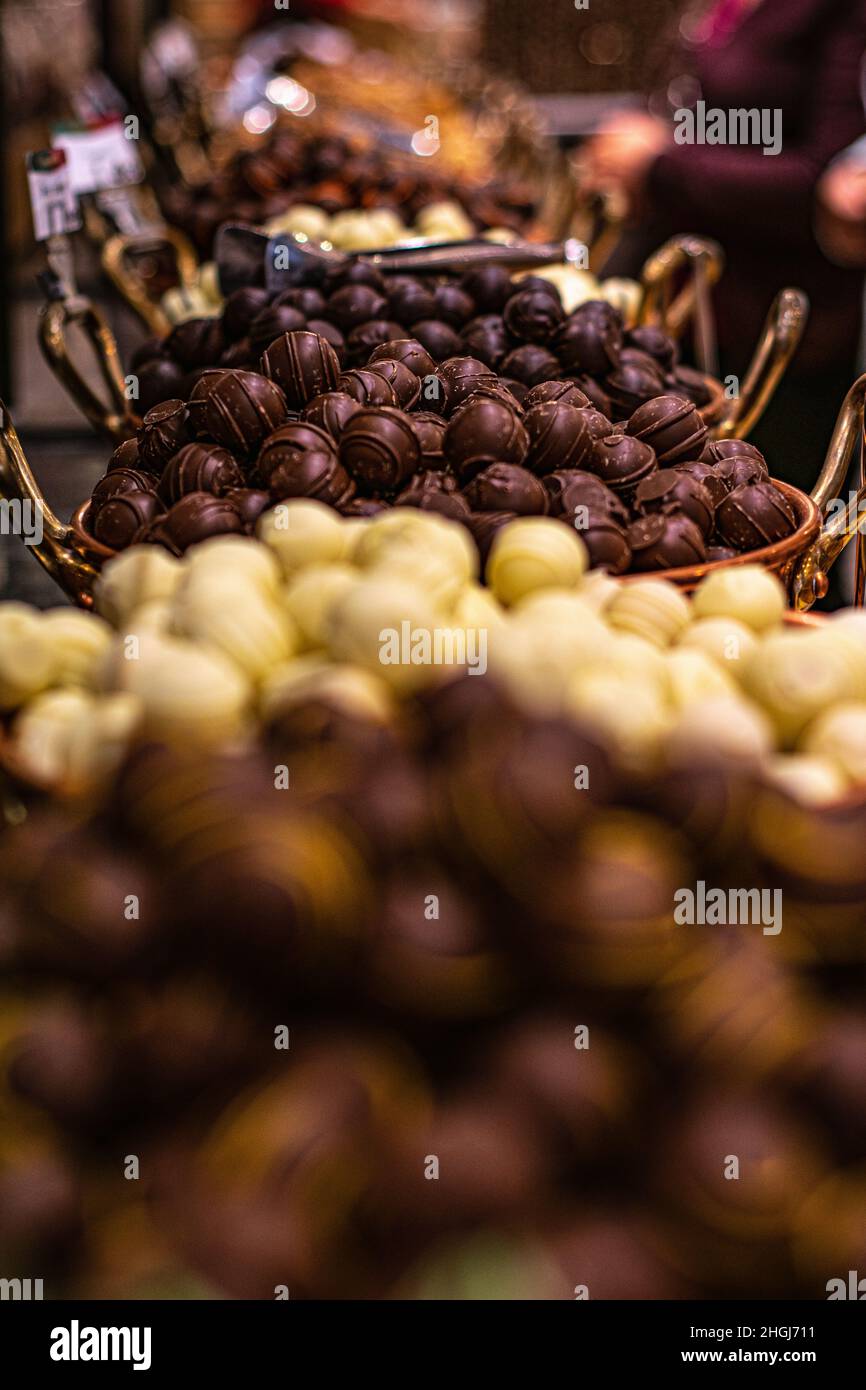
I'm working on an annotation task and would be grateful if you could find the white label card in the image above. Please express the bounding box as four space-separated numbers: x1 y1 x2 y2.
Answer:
26 149 82 241
52 122 144 195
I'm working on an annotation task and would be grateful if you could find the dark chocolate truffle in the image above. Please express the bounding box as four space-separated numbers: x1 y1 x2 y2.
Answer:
92 490 161 549
186 369 228 436
465 510 519 561
437 357 498 413
327 283 388 332
268 450 355 508
138 400 192 472
458 264 513 313
225 487 271 530
605 362 665 420
301 391 362 439
305 319 346 364
700 438 767 469
443 398 530 482
626 324 678 372
395 472 470 519
248 304 307 359
135 358 187 415
464 463 549 515
165 317 224 371
554 304 623 376
635 468 715 537
339 406 422 494
626 394 708 466
590 432 658 499
674 460 729 507
274 286 327 319
260 331 341 410
627 512 706 570
434 284 477 328
523 379 591 411
411 413 448 470
156 492 245 553
716 480 797 551
460 315 510 369
499 344 561 386
410 320 463 362
338 369 398 407
386 277 437 325
715 455 769 491
524 401 595 475
345 320 407 365
574 512 632 574
106 438 141 473
503 287 564 342
158 443 244 504
367 358 422 410
202 370 289 455
545 470 629 526
369 338 437 379
257 422 336 484
92 468 155 507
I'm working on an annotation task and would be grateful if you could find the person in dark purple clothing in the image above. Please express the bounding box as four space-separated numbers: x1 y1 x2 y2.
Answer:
582 0 866 488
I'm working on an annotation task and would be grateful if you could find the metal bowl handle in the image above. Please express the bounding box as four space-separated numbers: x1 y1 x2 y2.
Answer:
101 226 200 337
638 235 725 340
0 400 100 604
38 296 139 443
715 288 809 441
790 371 866 610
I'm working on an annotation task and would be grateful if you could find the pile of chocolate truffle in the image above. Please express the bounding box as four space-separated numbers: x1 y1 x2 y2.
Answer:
91 283 797 574
159 128 535 257
3 667 866 1300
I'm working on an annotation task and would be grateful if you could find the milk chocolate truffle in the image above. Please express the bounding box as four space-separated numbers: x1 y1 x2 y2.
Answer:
338 369 398 406
203 370 289 454
716 480 797 550
136 358 187 414
606 361 665 420
554 304 622 376
222 286 270 340
301 391 362 438
248 303 307 359
106 438 140 472
459 264 513 312
156 492 245 553
627 324 678 372
396 472 470 519
367 358 422 409
327 283 388 332
339 406 422 493
260 330 341 409
627 512 706 570
437 356 498 413
92 468 155 506
465 510 519 562
345 320 407 364
434 284 476 328
165 317 224 370
626 394 708 465
186 368 227 436
274 286 327 319
225 487 271 530
305 319 346 363
269 450 355 508
158 443 244 504
524 401 595 475
256 422 336 484
443 397 530 481
386 276 436 324
499 344 560 386
591 433 658 499
503 287 564 342
635 468 715 537
92 490 161 549
460 315 510 369
701 438 767 468
715 455 769 491
461 382 526 417
579 407 617 441
675 460 729 507
369 338 437 378
138 399 191 472
464 462 549 515
411 319 463 362
411 412 448 469
524 379 591 410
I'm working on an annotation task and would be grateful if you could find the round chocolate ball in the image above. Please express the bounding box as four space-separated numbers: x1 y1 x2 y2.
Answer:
437 356 498 413
135 358 187 415
395 471 470 519
225 487 271 530
606 361 666 420
338 369 398 407
156 492 245 553
458 265 513 313
626 324 678 372
92 468 154 506
339 406 422 494
301 391 362 439
268 449 355 508
386 277 437 325
575 512 633 574
222 287 271 341
635 467 715 537
590 432 658 499
443 397 530 482
411 319 464 362
716 480 798 551
327 283 388 332
322 259 387 295
544 469 629 525
460 315 510 369
626 394 708 466
260 331 341 410
305 319 346 364
158 443 245 504
523 379 591 411
411 412 448 470
185 368 228 436
503 287 565 342
248 304 307 360
523 401 595 475
106 438 141 473
138 399 192 472
345 320 407 365
257 422 336 484
367 358 422 410
165 317 224 371
700 438 767 469
499 344 561 386
627 511 706 570
92 490 161 549
203 370 289 455
579 407 617 441
715 455 769 491
463 462 549 515
433 284 477 328
674 460 729 507
369 338 437 379
274 286 327 319
667 364 712 406
554 305 622 376
219 338 254 370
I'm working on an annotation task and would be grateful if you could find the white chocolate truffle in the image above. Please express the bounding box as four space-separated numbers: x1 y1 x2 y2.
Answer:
41 608 113 688
678 615 758 672
116 635 251 745
356 511 477 608
0 605 57 710
692 565 786 632
801 701 866 785
257 500 349 576
451 583 507 634
327 573 443 693
486 518 588 606
170 574 297 682
94 546 184 627
664 695 775 766
415 200 475 240
260 659 395 727
489 609 608 714
606 579 691 648
763 753 847 806
567 672 671 773
10 688 141 793
185 535 282 595
281 564 358 650
265 203 331 242
742 629 866 744
604 633 670 695
575 567 620 615
665 647 738 710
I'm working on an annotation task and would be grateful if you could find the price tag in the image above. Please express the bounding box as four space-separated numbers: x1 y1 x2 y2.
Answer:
52 121 144 195
26 149 81 241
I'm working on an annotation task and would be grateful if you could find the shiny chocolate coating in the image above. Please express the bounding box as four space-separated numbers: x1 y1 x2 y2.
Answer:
345 320 407 365
437 356 498 413
700 438 767 469
458 264 513 313
411 412 448 469
524 401 595 476
434 284 477 328
158 443 244 505
155 492 245 553
523 379 592 411
716 480 798 551
92 468 155 507
605 361 666 420
257 422 336 484
260 331 341 410
367 358 422 410
138 400 192 472
268 450 356 508
202 370 289 455
248 304 307 359
369 338 437 378
224 487 271 530
626 324 678 372
410 319 463 362
627 511 707 570
136 358 187 415
460 315 510 369
590 432 658 499
463 462 549 515
305 319 346 364
186 369 228 437
443 397 530 482
326 283 388 332
499 344 560 386
579 407 617 442
218 338 254 370
715 455 769 491
674 460 729 507
301 391 363 438
545 470 629 525
503 287 564 343
666 364 712 406
339 406 422 494
386 277 437 325
274 286 327 319
464 509 519 561
106 438 141 473
626 394 708 466
553 305 622 376
395 472 470 519
92 490 161 549
635 467 715 537
338 369 398 407
573 512 632 574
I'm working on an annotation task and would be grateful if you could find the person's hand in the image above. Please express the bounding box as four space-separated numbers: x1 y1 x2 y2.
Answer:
815 158 866 267
580 113 670 211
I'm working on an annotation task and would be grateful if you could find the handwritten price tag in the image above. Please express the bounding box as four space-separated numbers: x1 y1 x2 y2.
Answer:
52 121 144 195
26 149 82 241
